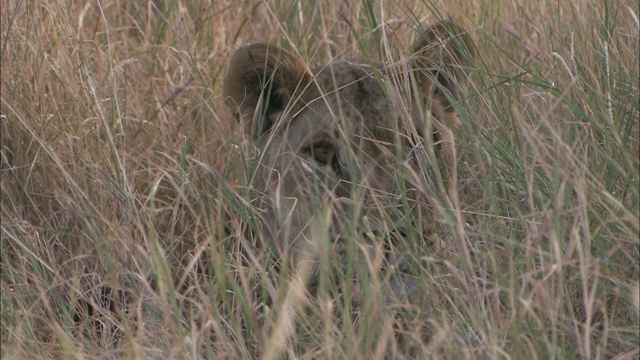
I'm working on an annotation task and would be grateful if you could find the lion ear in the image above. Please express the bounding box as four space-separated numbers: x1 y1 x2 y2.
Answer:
411 19 475 105
223 43 312 138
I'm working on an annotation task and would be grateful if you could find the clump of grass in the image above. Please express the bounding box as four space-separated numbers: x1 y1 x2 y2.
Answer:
2 0 638 358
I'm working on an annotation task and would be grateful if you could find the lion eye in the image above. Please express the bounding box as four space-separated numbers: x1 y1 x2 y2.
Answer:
309 141 336 166
431 68 453 96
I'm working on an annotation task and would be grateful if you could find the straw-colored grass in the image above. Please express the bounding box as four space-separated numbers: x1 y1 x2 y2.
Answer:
2 0 638 358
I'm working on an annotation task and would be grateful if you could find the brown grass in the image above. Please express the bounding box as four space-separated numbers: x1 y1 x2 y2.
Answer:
2 0 638 358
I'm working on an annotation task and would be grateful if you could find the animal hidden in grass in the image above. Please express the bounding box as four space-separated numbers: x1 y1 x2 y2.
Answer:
223 19 475 307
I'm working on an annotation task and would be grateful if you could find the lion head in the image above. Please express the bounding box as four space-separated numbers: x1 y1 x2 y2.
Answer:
223 20 474 303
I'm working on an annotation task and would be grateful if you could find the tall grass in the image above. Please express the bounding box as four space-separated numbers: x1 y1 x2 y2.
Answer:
2 0 638 358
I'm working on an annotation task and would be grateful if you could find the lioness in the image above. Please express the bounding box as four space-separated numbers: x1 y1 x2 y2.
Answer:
223 19 474 304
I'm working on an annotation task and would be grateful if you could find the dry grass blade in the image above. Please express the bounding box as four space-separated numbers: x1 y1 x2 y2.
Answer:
1 0 638 358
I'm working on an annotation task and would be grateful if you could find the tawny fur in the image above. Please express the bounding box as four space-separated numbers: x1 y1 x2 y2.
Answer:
223 19 474 304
